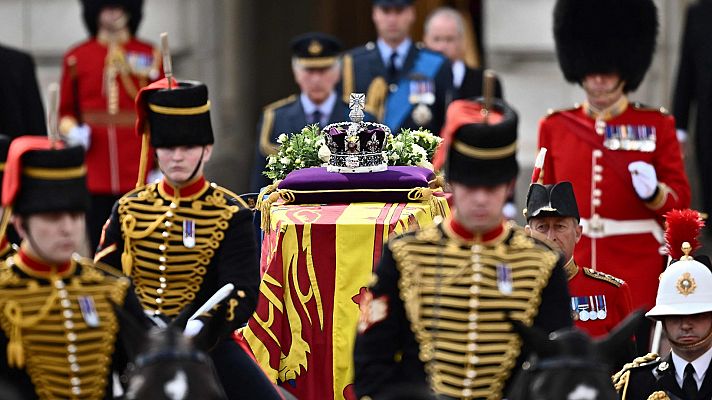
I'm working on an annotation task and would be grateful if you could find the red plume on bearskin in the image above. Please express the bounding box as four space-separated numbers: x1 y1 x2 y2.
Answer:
664 209 704 259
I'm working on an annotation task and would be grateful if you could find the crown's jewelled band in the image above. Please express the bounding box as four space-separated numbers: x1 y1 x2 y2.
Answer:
321 120 391 134
329 153 386 169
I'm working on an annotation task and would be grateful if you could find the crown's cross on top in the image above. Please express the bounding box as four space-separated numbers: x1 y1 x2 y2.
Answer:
349 93 366 123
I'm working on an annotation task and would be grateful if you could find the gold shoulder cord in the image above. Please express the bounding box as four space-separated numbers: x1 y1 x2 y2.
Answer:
3 287 58 368
118 184 165 276
342 53 354 104
258 95 297 157
365 77 387 122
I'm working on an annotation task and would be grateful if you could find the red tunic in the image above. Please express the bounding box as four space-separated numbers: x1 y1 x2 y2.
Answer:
59 37 160 195
538 100 691 310
565 260 633 337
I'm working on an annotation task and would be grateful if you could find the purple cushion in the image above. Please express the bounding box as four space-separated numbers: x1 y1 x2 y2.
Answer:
277 166 435 204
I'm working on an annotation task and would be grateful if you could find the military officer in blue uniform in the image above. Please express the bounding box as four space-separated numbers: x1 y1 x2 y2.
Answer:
251 32 357 192
341 0 453 136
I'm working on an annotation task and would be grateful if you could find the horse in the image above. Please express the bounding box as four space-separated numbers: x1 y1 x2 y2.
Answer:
507 310 644 400
116 296 231 400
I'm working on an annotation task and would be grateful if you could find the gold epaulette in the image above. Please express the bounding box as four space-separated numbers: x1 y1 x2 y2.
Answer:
612 352 660 393
259 95 298 156
631 102 669 115
546 104 581 116
583 267 625 287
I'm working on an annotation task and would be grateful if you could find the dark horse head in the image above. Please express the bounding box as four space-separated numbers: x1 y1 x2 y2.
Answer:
507 310 645 400
116 298 232 400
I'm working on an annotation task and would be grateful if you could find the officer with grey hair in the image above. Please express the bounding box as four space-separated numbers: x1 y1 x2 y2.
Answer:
250 32 357 192
423 6 502 101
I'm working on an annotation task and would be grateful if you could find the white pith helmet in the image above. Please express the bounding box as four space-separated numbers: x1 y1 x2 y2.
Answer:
647 242 712 319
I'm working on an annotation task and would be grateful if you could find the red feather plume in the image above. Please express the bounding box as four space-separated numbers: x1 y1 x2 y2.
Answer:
664 209 705 259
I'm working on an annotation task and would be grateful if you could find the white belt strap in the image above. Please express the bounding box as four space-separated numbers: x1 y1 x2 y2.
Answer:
581 216 664 244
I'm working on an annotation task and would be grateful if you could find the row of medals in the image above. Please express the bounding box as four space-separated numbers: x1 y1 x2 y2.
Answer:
572 295 607 322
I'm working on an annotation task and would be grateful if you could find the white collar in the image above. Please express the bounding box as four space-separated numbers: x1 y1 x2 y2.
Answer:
300 92 336 121
452 60 466 89
376 37 412 69
671 345 712 389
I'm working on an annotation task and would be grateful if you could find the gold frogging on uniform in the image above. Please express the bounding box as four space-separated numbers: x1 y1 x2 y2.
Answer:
0 257 128 400
117 181 242 317
390 224 558 400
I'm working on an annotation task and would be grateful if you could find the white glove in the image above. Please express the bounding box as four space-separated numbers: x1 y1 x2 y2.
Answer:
183 319 205 337
65 124 91 150
676 129 688 143
628 161 658 199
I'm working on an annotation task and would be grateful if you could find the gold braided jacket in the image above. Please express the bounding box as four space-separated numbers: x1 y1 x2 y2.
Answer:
99 180 249 318
0 254 129 400
389 222 560 400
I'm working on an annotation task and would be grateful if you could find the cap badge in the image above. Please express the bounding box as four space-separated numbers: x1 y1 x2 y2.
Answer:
308 40 323 56
676 272 696 296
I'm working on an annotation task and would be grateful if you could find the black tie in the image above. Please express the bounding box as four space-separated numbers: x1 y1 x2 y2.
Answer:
387 52 398 84
684 363 698 400
310 110 322 126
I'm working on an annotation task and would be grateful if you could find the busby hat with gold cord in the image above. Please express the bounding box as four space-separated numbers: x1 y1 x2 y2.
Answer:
1 136 89 216
433 98 518 186
646 209 712 319
134 78 213 186
291 32 343 69
81 0 143 36
524 181 580 222
553 0 658 93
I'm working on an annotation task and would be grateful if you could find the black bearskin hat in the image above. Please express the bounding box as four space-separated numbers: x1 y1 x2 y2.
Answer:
553 0 658 93
81 0 143 36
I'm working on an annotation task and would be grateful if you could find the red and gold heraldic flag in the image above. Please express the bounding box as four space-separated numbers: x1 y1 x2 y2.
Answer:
240 198 449 400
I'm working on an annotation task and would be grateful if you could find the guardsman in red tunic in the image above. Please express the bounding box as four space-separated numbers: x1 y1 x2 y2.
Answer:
59 0 161 252
524 181 635 371
539 0 691 353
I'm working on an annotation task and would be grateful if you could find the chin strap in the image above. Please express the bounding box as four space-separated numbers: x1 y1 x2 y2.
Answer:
185 147 206 183
667 327 712 352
